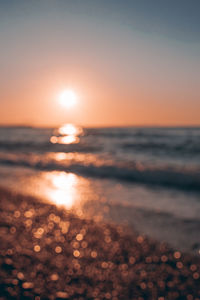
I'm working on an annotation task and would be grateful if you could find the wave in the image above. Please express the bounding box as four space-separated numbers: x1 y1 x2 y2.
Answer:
85 127 200 138
0 154 200 192
0 141 100 153
1 126 200 159
122 141 200 155
1 139 200 159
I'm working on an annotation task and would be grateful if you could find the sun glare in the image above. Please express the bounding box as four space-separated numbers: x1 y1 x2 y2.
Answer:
58 89 77 108
58 123 82 136
50 123 83 145
45 172 78 209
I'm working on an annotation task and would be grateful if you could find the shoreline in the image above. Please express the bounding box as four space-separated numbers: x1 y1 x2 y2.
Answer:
0 187 200 299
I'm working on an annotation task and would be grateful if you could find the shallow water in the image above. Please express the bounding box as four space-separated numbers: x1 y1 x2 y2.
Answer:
0 125 200 254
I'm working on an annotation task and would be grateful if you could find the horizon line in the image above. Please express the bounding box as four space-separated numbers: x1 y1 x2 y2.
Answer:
0 123 200 129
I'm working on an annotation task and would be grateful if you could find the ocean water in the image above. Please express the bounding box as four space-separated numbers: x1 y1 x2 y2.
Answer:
0 125 200 254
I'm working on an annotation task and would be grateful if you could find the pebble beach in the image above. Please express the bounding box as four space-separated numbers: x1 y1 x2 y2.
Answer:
0 188 199 300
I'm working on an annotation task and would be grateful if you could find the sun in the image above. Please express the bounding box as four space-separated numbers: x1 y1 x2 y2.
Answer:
58 89 77 108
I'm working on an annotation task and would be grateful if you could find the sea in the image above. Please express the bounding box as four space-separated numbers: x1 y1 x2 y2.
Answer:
0 125 200 254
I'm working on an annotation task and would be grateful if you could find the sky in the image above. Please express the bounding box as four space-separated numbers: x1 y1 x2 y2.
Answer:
0 0 200 127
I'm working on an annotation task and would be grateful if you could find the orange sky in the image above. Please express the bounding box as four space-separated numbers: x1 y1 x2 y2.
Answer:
0 1 200 127
1 66 199 127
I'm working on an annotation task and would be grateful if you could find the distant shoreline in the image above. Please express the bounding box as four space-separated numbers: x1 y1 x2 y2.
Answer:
1 124 200 129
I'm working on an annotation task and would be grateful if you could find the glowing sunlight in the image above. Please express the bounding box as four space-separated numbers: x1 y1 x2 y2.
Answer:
50 123 83 145
45 172 78 209
58 89 78 108
58 123 82 136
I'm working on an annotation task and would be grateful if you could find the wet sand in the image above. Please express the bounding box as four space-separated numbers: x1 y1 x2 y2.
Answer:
0 188 199 300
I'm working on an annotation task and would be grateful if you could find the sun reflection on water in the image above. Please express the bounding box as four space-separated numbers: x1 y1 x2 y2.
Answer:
50 135 79 144
53 152 68 161
45 172 78 209
58 124 82 136
50 124 83 145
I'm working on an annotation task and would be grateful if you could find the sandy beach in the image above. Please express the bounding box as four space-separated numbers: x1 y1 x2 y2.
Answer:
0 187 199 300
